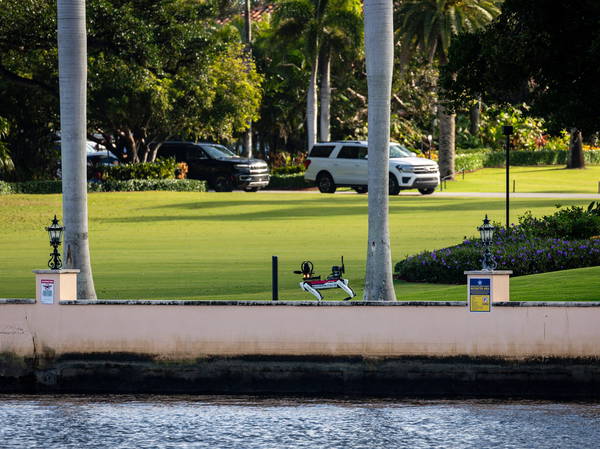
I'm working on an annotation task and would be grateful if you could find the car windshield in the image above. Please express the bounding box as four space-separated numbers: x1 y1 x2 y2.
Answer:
389 143 414 158
203 144 237 159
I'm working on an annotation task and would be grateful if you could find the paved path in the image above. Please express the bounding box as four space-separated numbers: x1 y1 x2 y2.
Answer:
262 189 600 199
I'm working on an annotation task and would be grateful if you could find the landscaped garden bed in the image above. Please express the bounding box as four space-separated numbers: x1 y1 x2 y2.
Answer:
395 202 600 284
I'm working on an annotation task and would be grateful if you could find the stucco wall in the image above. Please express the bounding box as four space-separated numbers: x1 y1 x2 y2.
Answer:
2 299 600 360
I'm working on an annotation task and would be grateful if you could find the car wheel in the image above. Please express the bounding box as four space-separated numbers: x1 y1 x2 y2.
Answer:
317 172 336 193
418 187 435 195
389 174 400 195
244 187 259 192
213 175 233 192
353 186 368 194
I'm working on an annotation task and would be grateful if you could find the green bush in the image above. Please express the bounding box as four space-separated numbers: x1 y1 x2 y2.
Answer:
2 179 206 194
89 179 206 192
267 173 313 190
100 158 179 180
395 203 600 284
272 165 305 175
12 180 62 194
0 180 13 194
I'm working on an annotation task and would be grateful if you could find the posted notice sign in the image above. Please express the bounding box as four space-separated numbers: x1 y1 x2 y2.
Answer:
469 277 491 312
40 279 55 304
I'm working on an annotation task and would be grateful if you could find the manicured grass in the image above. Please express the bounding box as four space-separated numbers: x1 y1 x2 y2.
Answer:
444 165 600 193
395 266 600 301
0 192 597 301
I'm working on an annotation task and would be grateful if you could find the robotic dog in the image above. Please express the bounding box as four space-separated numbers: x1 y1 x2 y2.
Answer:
293 257 355 301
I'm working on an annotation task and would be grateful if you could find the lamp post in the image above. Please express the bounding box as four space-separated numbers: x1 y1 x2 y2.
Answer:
502 125 513 227
45 215 64 270
477 215 497 271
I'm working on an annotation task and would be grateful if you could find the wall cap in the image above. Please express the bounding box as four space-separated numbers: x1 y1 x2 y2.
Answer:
464 270 513 275
32 269 80 274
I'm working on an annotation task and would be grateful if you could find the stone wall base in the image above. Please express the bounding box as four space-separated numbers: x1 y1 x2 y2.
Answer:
1 353 599 399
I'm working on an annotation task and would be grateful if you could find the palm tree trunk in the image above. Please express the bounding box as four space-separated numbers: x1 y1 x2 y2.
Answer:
364 0 396 301
242 0 253 158
319 50 331 142
57 0 96 299
438 104 455 180
567 128 585 169
469 97 481 136
306 54 319 149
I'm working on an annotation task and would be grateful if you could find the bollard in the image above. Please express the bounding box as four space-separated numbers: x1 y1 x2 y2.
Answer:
513 179 516 193
598 181 600 194
272 256 279 301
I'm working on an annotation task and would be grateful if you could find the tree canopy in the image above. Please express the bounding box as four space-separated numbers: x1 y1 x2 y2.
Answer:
444 0 600 136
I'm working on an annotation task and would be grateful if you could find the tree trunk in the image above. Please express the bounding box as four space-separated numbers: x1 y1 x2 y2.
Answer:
469 98 481 136
567 128 585 169
438 104 455 180
306 55 319 149
242 0 253 158
57 0 96 299
319 50 331 142
364 0 396 301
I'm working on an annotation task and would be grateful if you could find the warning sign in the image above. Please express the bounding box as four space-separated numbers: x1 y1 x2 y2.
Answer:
469 278 491 312
40 279 55 304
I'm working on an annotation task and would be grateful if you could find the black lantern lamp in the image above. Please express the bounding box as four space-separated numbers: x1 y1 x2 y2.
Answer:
477 215 497 271
45 215 64 270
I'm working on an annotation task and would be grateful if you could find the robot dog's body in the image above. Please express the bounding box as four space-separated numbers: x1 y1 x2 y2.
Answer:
294 257 356 301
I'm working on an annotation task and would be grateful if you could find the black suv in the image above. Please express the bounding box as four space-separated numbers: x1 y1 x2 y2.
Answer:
155 141 270 192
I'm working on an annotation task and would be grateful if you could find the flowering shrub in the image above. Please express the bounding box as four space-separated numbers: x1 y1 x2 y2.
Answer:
395 203 600 284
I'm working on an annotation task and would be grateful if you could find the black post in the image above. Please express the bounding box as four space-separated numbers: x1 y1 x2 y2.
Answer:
272 256 279 301
503 126 513 228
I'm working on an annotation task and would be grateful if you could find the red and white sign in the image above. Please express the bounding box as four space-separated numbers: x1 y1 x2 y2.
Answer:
40 279 55 304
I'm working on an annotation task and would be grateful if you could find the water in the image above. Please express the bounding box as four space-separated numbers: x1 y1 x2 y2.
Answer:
1 395 599 449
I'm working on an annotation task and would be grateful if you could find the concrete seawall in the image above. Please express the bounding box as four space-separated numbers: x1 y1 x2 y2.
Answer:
1 299 600 398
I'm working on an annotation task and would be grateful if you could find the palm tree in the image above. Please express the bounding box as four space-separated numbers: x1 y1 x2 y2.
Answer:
274 0 362 148
57 0 97 299
363 0 396 301
396 0 501 179
318 5 362 141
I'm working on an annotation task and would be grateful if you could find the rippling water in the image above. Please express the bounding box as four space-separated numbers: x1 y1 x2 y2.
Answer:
1 395 599 448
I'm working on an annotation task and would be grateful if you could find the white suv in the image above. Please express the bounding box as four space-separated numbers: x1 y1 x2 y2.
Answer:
304 141 440 195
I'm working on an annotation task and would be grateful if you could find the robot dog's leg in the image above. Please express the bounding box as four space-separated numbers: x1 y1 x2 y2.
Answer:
336 280 356 300
301 282 323 301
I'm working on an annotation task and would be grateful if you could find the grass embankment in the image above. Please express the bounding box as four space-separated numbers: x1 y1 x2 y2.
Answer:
1 192 598 301
443 165 600 193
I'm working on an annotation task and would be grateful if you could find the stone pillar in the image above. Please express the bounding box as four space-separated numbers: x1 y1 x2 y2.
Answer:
464 270 512 303
33 269 80 304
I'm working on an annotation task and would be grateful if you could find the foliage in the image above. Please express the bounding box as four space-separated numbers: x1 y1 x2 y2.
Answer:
0 117 14 179
267 173 312 189
395 234 600 284
88 179 207 192
516 203 600 240
0 0 262 174
395 203 600 284
0 178 206 194
272 165 305 175
444 0 600 136
474 104 545 151
100 158 179 181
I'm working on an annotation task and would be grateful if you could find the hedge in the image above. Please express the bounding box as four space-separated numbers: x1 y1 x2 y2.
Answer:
267 173 313 190
0 179 206 194
455 149 600 172
98 158 179 180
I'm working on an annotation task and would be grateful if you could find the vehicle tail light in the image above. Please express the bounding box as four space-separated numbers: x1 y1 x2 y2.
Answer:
303 159 311 169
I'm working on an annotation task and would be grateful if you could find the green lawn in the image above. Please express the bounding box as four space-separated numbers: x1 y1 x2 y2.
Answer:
443 165 600 193
395 266 600 301
1 191 597 301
